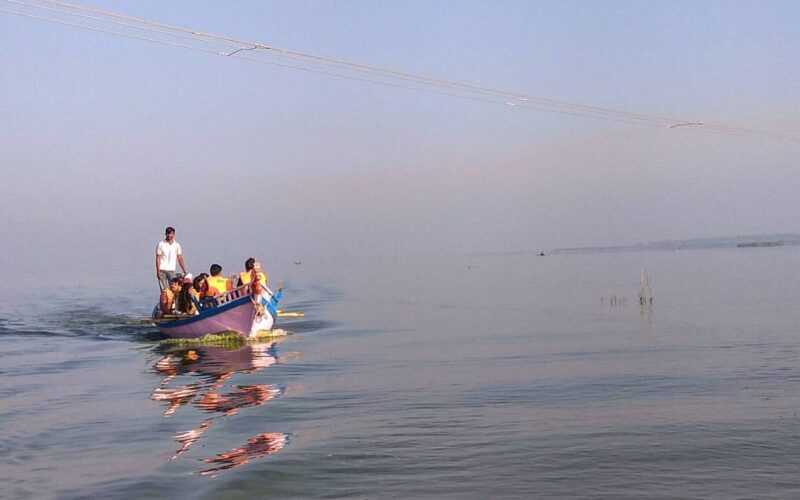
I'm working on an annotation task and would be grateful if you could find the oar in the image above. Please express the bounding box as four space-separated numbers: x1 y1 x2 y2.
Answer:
277 310 304 318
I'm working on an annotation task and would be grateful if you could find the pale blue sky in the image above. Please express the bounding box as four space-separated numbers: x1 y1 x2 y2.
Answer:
1 0 799 276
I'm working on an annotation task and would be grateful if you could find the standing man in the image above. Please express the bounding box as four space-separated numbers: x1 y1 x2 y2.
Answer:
156 226 188 290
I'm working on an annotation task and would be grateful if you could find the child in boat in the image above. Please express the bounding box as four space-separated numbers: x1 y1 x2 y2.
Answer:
159 277 182 316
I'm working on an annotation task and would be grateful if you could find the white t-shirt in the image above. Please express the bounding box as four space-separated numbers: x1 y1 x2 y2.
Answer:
156 240 183 271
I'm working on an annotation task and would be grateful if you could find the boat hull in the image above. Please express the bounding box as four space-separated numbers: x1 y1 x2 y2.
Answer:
158 289 279 339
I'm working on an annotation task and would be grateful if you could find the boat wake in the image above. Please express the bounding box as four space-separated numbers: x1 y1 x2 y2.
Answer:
0 307 152 341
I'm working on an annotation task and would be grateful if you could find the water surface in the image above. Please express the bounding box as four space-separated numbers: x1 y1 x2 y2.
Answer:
2 248 800 498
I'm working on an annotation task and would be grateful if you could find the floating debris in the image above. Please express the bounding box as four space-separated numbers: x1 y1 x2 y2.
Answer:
158 329 287 348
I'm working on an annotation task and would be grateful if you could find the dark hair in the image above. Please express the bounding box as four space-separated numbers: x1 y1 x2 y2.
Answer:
195 275 209 296
177 282 194 314
165 226 175 234
245 257 256 271
170 277 181 285
210 264 222 276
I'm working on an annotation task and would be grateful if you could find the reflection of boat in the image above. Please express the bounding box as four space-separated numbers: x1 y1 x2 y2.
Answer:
151 382 204 416
152 284 282 339
153 343 279 379
198 432 289 477
195 385 283 416
150 340 289 473
170 421 213 461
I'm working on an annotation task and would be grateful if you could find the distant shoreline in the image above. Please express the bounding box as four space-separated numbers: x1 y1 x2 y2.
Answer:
550 233 800 255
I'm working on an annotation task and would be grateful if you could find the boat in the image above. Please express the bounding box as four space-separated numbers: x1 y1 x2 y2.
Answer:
152 282 282 339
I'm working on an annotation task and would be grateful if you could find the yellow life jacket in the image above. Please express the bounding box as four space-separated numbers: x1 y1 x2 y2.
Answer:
239 271 267 287
207 275 230 295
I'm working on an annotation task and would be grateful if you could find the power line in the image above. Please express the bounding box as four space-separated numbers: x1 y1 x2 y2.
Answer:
2 0 798 141
5 0 679 127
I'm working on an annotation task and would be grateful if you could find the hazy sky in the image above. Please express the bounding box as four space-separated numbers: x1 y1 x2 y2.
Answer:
2 0 799 275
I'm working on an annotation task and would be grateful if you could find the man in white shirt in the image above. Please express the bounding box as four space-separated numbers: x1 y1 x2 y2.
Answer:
156 226 188 290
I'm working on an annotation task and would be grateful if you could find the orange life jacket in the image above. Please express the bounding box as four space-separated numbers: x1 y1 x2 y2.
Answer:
160 288 175 314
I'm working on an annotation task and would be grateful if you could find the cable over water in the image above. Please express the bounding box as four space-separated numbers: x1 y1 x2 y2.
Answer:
2 0 798 141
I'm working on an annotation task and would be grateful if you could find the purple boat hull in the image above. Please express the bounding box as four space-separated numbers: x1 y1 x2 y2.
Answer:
157 287 278 339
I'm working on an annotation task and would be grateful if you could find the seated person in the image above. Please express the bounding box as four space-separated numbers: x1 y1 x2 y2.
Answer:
193 274 217 310
176 274 198 315
192 275 206 299
206 264 232 296
237 257 268 287
195 273 210 297
159 277 182 316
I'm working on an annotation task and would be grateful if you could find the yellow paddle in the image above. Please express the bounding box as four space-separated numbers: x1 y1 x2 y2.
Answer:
277 309 304 318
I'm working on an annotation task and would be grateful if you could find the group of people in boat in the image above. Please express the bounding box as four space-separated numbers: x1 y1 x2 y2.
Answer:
155 226 268 318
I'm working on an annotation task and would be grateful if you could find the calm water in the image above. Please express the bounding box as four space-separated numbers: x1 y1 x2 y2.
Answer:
2 248 800 498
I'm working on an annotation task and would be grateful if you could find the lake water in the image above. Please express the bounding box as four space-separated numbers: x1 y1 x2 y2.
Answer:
2 248 800 498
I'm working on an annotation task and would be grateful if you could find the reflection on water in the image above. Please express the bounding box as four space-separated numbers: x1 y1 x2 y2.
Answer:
151 382 203 416
150 340 289 475
198 432 289 477
195 385 283 416
7 251 800 497
170 420 214 462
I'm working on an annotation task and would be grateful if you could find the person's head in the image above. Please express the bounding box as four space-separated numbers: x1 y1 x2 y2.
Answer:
195 274 209 294
169 277 181 292
210 264 222 276
244 257 256 271
165 226 176 242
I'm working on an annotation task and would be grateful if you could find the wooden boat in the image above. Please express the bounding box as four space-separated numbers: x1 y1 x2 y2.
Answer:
152 283 282 339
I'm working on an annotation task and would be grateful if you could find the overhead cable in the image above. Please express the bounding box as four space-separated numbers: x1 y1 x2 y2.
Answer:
2 0 797 141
